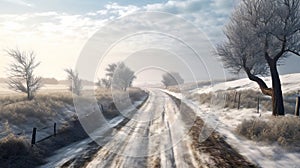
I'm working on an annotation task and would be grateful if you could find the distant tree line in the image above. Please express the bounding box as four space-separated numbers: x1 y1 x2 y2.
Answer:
6 47 138 99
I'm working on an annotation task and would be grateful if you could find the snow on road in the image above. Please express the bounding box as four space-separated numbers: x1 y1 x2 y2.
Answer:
42 72 300 168
86 89 200 168
40 95 148 168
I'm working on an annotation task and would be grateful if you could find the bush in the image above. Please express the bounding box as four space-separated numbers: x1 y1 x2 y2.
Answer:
0 134 42 167
236 117 300 149
0 134 30 159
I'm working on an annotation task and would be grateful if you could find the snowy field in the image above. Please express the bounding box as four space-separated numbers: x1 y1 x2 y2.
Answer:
165 73 300 168
194 73 300 94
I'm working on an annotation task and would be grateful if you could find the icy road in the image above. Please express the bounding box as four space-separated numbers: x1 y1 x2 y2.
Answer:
85 89 255 168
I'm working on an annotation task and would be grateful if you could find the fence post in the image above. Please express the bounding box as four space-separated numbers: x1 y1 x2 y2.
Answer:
257 97 260 113
54 123 57 137
234 91 237 107
295 96 300 117
100 104 104 112
31 127 37 146
237 92 241 109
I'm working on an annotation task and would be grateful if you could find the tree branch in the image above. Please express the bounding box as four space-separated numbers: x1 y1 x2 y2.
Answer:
285 49 300 56
245 68 273 96
274 36 287 61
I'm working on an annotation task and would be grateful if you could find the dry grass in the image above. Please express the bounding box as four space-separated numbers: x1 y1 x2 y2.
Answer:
0 87 148 167
237 117 300 149
166 85 181 93
0 88 147 126
94 87 148 119
191 89 296 114
0 134 43 167
0 92 74 125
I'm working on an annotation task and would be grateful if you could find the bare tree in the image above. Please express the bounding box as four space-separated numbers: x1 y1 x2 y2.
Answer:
161 72 184 88
217 0 300 116
65 68 82 95
6 49 42 100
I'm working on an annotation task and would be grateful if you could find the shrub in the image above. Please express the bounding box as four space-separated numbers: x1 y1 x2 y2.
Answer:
236 117 300 149
0 134 30 159
0 134 43 167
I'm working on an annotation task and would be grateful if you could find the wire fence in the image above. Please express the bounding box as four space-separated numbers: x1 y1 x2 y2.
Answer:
226 90 300 116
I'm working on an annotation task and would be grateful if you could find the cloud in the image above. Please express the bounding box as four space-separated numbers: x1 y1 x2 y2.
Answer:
0 11 109 79
141 0 236 43
1 0 33 7
79 0 235 43
0 0 236 79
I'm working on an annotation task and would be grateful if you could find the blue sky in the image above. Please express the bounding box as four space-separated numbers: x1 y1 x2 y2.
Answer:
0 0 166 14
0 0 299 81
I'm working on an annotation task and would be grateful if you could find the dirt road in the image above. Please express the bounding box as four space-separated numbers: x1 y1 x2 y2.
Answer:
85 89 256 168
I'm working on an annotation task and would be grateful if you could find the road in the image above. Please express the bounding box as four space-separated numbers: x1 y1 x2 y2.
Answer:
67 88 255 168
86 89 200 168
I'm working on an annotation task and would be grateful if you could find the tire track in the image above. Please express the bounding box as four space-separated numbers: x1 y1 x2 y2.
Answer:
86 90 161 168
87 89 254 168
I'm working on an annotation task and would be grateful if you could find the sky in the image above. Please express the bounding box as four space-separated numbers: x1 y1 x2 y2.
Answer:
0 0 299 84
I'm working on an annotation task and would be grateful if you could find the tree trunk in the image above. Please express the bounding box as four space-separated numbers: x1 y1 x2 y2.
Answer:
27 80 31 100
270 62 285 116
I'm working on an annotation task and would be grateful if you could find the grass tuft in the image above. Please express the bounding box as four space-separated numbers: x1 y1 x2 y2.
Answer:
0 133 43 167
236 117 300 149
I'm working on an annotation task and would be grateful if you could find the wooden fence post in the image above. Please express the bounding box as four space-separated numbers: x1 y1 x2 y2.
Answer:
31 127 37 146
100 104 104 112
54 123 57 137
295 96 300 117
257 97 260 113
234 91 237 107
237 92 241 109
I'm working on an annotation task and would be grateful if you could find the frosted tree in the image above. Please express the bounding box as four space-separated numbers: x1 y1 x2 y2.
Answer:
217 0 300 115
111 63 136 91
7 49 42 100
161 72 184 88
65 68 82 96
100 62 135 91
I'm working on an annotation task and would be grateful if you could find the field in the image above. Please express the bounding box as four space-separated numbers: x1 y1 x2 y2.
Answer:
0 84 148 167
169 73 300 167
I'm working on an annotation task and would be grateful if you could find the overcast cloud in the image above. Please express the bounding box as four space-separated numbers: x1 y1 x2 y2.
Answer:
0 0 298 80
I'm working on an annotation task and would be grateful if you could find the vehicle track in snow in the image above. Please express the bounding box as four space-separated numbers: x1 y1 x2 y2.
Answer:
86 89 256 168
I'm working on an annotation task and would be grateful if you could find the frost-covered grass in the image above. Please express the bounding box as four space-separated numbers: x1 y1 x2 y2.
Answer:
165 89 300 168
237 116 300 149
190 89 296 115
94 87 148 118
0 92 74 125
0 88 148 137
164 73 300 167
0 133 43 167
0 87 148 167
